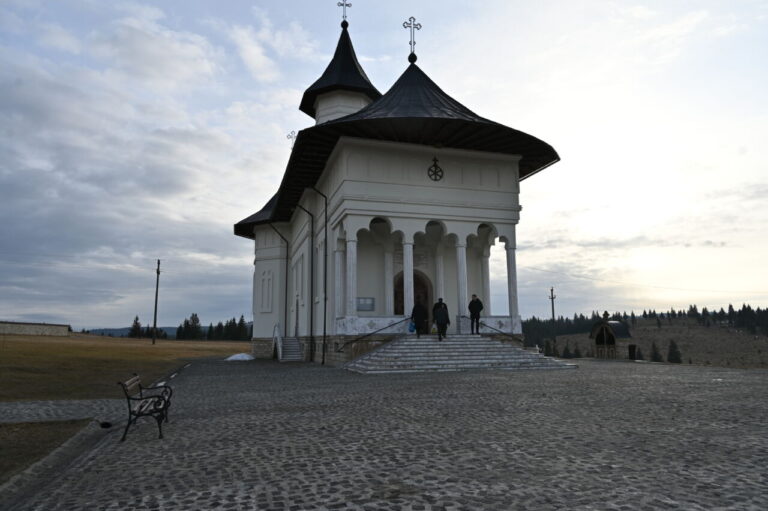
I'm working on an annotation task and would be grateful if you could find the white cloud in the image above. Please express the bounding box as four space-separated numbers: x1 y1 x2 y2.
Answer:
90 8 219 90
626 5 657 20
37 22 81 53
229 25 280 82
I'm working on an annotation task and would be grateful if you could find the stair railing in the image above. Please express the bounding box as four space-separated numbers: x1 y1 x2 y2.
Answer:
273 323 283 361
336 317 410 353
459 315 525 347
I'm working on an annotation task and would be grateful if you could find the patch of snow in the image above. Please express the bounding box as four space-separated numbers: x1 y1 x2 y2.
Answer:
225 353 254 361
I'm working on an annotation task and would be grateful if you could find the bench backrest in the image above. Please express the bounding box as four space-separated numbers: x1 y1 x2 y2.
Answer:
119 374 141 397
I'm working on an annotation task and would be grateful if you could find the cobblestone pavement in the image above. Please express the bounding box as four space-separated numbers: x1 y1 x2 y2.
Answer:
8 360 768 510
0 399 123 424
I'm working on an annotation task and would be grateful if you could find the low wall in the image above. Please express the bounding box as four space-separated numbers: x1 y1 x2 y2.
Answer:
251 334 398 366
0 321 70 337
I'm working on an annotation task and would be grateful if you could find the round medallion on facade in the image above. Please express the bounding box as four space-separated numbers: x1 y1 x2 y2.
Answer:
428 157 443 181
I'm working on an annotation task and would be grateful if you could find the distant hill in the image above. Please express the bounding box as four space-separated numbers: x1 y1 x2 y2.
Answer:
88 327 177 338
87 323 253 340
556 316 768 369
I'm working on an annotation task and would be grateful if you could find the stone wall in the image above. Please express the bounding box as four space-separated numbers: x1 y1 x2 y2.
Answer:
0 321 70 336
251 338 275 359
252 334 398 366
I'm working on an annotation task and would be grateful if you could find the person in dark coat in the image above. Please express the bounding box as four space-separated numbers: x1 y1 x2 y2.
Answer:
432 298 450 341
410 300 428 338
468 294 484 334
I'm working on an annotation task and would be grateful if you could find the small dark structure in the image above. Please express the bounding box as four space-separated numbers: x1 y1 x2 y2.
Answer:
590 318 632 359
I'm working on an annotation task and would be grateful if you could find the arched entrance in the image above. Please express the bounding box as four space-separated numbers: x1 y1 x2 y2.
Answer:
594 326 616 359
394 271 433 317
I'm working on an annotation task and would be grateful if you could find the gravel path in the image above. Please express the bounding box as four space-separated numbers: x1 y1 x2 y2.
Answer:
0 399 123 424
6 360 768 510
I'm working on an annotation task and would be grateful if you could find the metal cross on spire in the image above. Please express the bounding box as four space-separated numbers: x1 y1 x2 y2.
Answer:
403 16 422 62
337 1 351 21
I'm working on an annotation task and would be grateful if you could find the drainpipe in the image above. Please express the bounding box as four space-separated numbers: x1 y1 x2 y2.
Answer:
310 187 328 365
268 224 289 341
295 205 315 362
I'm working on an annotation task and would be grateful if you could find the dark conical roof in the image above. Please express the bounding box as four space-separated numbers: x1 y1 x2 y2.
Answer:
236 62 559 238
299 22 381 118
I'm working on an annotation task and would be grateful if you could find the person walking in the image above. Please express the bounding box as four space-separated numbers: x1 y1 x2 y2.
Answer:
468 294 484 334
432 298 450 341
410 300 428 338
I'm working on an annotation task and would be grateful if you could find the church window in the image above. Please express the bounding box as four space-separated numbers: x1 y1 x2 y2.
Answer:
259 270 273 313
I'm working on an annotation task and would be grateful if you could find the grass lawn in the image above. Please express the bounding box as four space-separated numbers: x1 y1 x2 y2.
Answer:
0 334 251 402
0 420 91 483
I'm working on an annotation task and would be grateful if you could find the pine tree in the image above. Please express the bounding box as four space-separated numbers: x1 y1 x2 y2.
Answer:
129 316 142 338
237 315 248 340
207 323 214 341
573 344 582 358
215 322 224 340
188 313 203 340
562 342 572 359
650 342 663 362
667 340 682 363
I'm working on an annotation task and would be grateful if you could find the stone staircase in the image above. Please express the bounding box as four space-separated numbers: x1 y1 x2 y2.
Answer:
344 334 576 374
279 337 304 362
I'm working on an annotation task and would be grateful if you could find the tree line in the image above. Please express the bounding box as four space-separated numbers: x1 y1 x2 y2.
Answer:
176 313 252 341
128 316 168 339
522 303 768 348
119 313 252 340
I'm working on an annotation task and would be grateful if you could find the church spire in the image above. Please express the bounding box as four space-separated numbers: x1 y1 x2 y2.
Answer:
298 14 381 120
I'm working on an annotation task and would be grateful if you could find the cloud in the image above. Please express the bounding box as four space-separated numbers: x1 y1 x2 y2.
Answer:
90 7 219 90
37 22 81 53
230 25 280 82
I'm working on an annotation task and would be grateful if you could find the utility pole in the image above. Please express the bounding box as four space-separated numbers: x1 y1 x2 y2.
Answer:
549 287 557 353
152 259 160 345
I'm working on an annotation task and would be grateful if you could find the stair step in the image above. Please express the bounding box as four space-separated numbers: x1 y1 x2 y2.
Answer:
343 335 573 374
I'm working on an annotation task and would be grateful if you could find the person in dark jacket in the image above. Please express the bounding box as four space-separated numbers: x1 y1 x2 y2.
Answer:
410 300 428 338
468 294 484 334
432 298 450 341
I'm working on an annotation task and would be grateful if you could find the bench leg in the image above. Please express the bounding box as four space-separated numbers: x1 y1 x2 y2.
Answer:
120 418 132 442
165 404 170 424
155 414 164 439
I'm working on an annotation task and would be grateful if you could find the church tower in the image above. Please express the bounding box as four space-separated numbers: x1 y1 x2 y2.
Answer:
299 19 381 124
236 14 559 365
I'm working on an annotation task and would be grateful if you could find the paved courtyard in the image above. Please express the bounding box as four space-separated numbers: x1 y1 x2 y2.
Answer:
3 360 767 510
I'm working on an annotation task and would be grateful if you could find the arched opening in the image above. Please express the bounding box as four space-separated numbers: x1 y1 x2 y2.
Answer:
594 326 616 359
394 270 433 318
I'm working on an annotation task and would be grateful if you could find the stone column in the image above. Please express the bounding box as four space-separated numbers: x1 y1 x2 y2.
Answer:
346 237 357 317
435 245 445 301
334 245 344 319
384 248 394 316
403 241 414 317
481 246 491 312
506 246 519 322
456 241 468 320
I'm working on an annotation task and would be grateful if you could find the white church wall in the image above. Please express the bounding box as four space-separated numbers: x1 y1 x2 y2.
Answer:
252 225 288 340
279 137 525 338
356 234 385 316
466 246 483 308
314 91 372 125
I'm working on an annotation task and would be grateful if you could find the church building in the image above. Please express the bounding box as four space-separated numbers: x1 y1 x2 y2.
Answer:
235 15 558 364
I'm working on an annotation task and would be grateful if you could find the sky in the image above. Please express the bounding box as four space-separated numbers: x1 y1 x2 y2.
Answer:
1 0 767 330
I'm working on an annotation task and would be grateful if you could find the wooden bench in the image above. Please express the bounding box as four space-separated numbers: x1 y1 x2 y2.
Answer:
117 374 172 442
